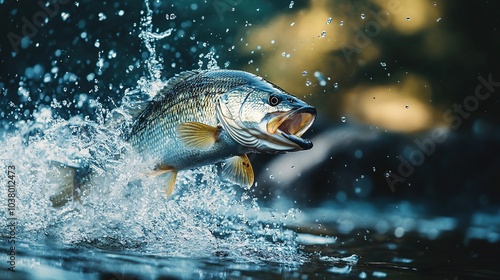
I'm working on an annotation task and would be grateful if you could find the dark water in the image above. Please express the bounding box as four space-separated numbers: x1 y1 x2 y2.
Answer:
2 200 499 279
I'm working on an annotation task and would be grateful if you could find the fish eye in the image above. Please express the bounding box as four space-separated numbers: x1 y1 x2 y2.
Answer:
268 95 281 106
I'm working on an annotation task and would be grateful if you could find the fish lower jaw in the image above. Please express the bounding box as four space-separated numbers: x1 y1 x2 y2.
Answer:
254 131 311 153
280 131 313 150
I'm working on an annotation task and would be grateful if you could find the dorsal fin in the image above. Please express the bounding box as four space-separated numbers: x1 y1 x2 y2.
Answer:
171 70 202 84
153 70 202 100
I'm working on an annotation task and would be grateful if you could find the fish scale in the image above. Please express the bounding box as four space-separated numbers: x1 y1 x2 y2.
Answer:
127 71 246 170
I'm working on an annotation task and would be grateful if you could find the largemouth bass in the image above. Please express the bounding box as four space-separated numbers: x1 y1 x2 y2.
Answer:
126 69 316 196
49 69 316 205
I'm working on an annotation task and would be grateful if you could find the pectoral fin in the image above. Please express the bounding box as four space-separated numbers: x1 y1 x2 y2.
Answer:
177 122 220 150
222 154 254 189
151 165 178 197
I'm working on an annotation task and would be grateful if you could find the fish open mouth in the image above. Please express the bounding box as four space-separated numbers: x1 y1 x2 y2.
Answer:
266 106 317 150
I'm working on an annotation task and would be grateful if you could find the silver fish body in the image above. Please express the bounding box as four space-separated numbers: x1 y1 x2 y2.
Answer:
126 69 317 196
127 71 247 170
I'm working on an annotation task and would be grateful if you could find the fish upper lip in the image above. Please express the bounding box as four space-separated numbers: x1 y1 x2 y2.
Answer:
266 106 316 150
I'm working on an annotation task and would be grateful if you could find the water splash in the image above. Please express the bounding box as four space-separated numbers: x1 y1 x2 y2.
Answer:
0 114 302 264
0 0 305 267
135 0 172 101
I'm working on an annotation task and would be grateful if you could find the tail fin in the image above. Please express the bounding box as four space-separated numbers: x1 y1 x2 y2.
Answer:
48 162 91 207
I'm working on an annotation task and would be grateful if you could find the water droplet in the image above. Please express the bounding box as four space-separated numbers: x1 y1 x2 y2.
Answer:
406 17 411 21
305 80 312 86
334 82 339 89
405 105 409 109
436 17 441 22
326 17 332 24
98 12 107 21
373 167 376 172
281 52 286 57
360 13 366 20
394 227 405 238
339 20 344 26
320 31 326 37
107 50 117 59
341 116 346 122
61 12 70 21
314 71 326 86
269 174 275 180
385 172 390 178
380 62 387 67
289 1 294 8
302 70 308 76
354 149 363 159
290 22 295 26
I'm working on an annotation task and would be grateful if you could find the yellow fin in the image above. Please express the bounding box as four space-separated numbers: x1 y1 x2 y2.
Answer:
222 154 254 189
151 166 178 197
150 165 175 177
164 169 178 197
177 122 219 150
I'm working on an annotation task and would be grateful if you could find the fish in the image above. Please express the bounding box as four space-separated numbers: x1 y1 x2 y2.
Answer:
49 69 316 205
126 69 316 196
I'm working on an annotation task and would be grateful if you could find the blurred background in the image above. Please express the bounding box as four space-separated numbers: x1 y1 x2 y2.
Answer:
1 0 498 213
